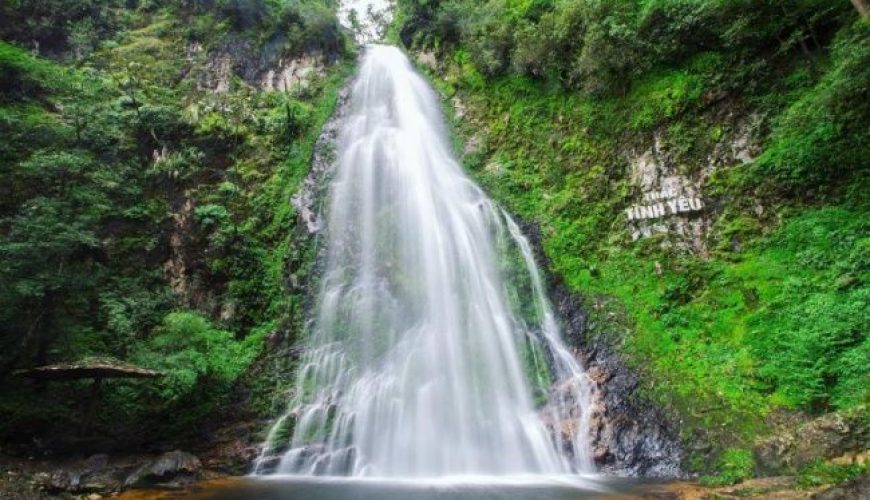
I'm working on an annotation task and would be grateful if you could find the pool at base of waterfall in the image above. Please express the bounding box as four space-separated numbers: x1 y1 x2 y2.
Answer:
119 475 675 499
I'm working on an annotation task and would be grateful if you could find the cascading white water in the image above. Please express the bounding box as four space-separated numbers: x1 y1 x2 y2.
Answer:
254 45 594 478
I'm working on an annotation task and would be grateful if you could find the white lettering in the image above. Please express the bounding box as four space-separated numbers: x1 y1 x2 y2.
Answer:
626 191 705 229
678 198 690 212
637 206 651 219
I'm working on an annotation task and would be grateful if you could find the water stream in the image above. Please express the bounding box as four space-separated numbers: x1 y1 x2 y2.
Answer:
253 45 595 481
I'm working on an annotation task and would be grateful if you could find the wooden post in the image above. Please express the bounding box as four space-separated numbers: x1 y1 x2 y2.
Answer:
851 0 870 17
84 377 103 433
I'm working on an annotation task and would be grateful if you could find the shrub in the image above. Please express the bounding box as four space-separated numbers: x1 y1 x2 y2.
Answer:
110 311 265 434
797 457 869 487
749 19 870 196
701 448 755 485
136 312 259 401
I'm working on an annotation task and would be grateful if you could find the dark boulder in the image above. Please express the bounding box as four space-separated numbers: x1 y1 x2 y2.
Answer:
41 453 124 494
124 450 202 489
521 220 684 478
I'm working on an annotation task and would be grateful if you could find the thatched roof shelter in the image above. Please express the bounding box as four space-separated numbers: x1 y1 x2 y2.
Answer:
14 357 162 432
14 357 162 380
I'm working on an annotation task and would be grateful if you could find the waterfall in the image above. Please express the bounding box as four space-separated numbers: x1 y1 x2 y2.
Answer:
254 45 594 478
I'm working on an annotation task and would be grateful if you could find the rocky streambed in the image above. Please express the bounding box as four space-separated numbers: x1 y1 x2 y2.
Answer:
0 450 205 498
3 459 866 500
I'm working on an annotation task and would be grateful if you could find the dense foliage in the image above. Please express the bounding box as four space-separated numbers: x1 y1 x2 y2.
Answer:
0 0 352 448
396 0 868 476
398 0 866 194
1 0 866 484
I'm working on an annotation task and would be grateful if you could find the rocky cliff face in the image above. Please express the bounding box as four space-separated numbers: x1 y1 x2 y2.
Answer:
191 37 329 95
755 410 869 475
161 42 341 321
521 221 684 478
291 89 349 237
622 111 764 254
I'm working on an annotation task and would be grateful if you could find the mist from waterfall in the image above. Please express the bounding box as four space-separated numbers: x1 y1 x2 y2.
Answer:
254 45 594 479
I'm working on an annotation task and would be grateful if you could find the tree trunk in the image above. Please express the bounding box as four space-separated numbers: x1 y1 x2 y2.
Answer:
851 0 869 17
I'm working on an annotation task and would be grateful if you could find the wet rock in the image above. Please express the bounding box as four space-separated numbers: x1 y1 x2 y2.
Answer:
520 221 684 478
755 410 869 474
717 476 797 497
291 86 351 236
631 476 831 499
45 469 78 492
200 421 263 475
124 450 202 489
813 473 870 500
252 455 282 475
39 453 123 494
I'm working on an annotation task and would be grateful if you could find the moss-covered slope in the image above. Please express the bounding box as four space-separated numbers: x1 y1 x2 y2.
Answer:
395 0 868 482
0 0 354 454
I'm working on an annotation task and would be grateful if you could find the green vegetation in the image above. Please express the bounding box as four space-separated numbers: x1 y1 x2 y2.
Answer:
113 311 265 435
796 458 870 488
396 0 869 476
1 0 866 484
0 1 353 448
700 447 755 486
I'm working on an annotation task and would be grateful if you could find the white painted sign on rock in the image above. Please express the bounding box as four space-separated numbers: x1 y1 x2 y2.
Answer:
626 196 704 221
